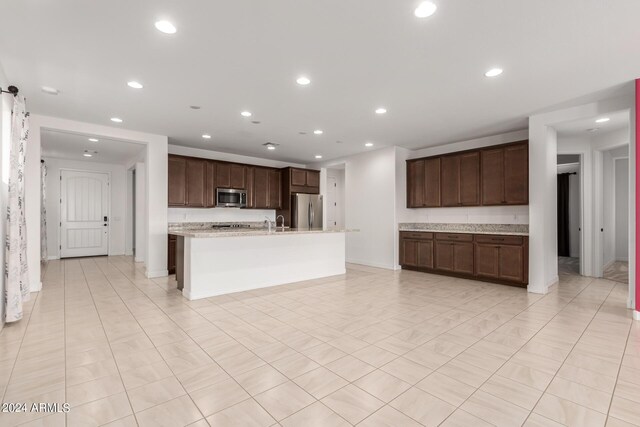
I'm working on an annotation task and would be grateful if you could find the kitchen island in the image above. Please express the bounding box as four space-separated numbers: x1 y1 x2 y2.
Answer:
169 228 347 300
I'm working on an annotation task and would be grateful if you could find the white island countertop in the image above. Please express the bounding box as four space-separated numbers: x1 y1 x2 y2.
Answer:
169 228 352 238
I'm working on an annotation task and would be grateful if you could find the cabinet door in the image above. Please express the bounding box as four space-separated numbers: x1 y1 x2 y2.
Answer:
441 156 460 206
253 167 269 209
168 236 177 275
498 245 525 282
453 242 474 275
306 170 320 188
504 143 528 205
216 162 231 188
417 240 434 269
475 244 499 278
481 148 504 205
268 169 282 209
424 158 441 207
230 164 246 189
407 160 425 207
245 167 255 208
205 161 216 207
434 242 454 271
459 152 480 206
291 168 307 186
168 156 187 206
401 239 418 267
186 158 206 207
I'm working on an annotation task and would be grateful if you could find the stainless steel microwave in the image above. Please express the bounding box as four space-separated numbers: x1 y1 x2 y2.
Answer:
216 188 247 208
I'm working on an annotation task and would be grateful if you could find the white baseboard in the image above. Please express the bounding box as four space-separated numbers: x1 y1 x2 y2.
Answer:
30 281 42 292
47 255 59 260
146 269 168 279
346 258 395 270
134 256 144 263
633 310 640 321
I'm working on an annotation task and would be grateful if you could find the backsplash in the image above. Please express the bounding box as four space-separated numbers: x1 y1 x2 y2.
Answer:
398 205 529 225
168 208 276 223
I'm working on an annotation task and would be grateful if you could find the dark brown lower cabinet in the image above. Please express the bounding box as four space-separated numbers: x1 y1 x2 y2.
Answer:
168 235 177 275
401 231 528 287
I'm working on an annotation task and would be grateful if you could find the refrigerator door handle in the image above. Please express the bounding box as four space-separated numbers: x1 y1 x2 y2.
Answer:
308 201 312 228
310 202 314 228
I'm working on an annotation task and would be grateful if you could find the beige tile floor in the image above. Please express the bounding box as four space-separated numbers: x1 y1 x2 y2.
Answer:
0 256 638 426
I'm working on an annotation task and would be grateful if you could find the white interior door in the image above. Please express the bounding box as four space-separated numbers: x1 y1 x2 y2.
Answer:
60 170 109 258
326 176 337 228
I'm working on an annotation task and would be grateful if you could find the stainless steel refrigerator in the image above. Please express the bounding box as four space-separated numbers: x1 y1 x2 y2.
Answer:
292 194 323 230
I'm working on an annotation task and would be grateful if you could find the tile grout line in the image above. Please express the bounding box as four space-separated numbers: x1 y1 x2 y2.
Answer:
519 279 621 426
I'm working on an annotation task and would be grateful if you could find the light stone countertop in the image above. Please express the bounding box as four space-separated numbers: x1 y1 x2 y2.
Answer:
399 223 529 236
169 228 353 238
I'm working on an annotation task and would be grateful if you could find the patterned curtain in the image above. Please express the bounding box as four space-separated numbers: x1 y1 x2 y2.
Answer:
41 161 47 262
4 95 30 323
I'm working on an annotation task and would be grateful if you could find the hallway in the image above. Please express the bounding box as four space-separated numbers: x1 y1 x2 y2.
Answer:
0 256 638 426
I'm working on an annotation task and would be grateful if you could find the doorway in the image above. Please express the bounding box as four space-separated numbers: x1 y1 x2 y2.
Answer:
325 166 345 230
556 155 582 276
60 169 110 258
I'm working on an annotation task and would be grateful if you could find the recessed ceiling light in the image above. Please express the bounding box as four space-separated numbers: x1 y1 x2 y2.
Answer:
414 1 437 18
110 117 123 123
595 117 610 123
88 138 99 142
127 81 143 89
484 68 503 77
155 20 176 34
41 86 59 95
296 76 311 85
365 142 374 147
263 142 278 150
241 111 252 117
267 146 276 150
375 107 387 114
313 130 323 135
315 155 323 159
83 153 93 158
202 134 212 139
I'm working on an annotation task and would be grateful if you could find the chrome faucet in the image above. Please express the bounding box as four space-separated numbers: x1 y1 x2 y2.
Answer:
264 216 273 233
276 215 285 230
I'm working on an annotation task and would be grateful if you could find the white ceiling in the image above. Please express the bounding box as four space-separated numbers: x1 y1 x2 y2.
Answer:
1 0 640 164
554 110 630 137
41 130 145 165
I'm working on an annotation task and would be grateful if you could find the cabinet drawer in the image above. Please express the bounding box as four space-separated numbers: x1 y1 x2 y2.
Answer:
400 232 433 240
475 235 523 245
435 233 473 242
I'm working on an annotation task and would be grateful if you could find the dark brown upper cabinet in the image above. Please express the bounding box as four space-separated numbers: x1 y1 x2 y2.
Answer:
267 169 282 209
168 156 187 206
205 161 216 207
441 152 478 207
252 167 270 209
407 141 528 209
407 158 441 208
185 158 207 207
286 167 320 194
216 162 246 190
481 141 528 205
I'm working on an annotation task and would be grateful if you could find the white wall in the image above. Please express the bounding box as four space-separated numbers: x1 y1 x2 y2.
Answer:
616 158 629 261
43 157 127 259
398 129 530 225
0 64 11 328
